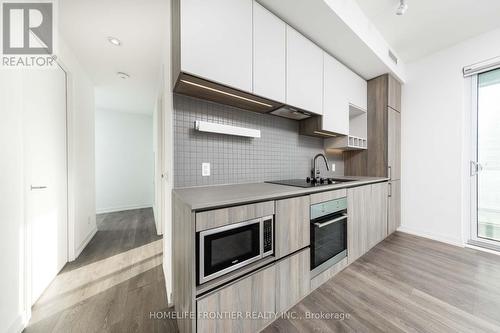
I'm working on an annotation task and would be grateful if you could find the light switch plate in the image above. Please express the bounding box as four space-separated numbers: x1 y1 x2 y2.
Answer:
202 162 210 176
331 163 336 172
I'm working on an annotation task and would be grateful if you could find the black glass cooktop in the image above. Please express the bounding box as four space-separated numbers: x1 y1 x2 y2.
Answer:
266 178 354 188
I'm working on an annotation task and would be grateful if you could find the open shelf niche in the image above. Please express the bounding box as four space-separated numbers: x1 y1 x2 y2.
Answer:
324 104 367 150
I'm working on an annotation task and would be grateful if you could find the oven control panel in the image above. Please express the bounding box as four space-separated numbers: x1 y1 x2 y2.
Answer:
263 217 273 254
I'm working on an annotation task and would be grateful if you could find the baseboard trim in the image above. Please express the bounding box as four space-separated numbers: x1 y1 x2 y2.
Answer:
73 225 98 261
163 260 174 307
397 226 464 247
96 204 152 214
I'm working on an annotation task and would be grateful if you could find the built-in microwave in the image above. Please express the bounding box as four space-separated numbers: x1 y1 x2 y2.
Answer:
197 216 274 285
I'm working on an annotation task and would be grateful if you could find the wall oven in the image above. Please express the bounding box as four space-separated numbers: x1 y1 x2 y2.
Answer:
310 197 348 277
198 216 274 284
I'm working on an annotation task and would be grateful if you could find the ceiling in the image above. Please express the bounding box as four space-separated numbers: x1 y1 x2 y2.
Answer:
355 0 500 63
258 0 405 81
59 0 168 114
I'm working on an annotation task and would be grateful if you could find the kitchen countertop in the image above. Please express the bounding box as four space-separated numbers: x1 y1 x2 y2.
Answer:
173 176 389 211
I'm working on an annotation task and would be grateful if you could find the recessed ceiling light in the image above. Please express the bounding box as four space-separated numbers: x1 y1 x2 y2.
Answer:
107 36 122 46
117 72 130 79
396 0 408 15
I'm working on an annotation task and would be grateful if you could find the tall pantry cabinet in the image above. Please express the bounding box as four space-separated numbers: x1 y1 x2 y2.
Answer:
344 74 402 234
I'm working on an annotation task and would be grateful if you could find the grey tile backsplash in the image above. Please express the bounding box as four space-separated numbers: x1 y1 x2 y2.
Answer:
174 94 344 188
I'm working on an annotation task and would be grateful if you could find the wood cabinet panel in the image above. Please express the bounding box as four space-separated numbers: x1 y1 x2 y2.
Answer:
310 188 347 205
388 107 401 180
275 248 310 312
310 256 348 291
253 2 286 103
348 183 388 263
197 265 276 333
180 0 253 92
369 182 388 248
388 74 402 112
286 26 323 114
347 185 371 263
195 201 274 232
275 196 310 258
388 180 401 235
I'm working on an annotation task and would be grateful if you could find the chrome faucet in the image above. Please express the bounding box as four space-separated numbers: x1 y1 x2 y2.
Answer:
312 153 330 178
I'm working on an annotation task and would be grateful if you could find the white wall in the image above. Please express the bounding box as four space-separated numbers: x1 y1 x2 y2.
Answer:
0 35 96 331
0 71 26 333
95 109 154 213
401 27 500 245
59 37 98 260
162 0 174 305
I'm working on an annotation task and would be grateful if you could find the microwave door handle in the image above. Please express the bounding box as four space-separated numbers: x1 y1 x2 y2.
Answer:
314 214 348 228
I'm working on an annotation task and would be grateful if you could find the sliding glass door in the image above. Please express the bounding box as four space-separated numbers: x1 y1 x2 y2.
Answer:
471 68 500 248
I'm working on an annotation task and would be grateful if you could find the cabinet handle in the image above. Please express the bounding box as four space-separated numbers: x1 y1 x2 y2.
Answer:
314 214 348 228
31 185 47 190
388 166 392 180
388 183 392 197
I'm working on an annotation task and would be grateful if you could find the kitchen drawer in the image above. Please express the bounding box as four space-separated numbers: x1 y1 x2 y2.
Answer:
197 264 276 333
275 248 310 312
310 188 347 205
196 201 274 232
275 196 310 258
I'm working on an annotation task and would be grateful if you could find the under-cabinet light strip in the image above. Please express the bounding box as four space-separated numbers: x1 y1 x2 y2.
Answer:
195 120 261 138
313 131 337 137
180 79 273 108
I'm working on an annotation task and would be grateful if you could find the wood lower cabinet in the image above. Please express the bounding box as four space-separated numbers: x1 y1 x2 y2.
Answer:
275 196 310 258
348 183 388 263
388 180 401 234
369 182 388 248
347 185 371 263
197 265 276 333
275 248 310 312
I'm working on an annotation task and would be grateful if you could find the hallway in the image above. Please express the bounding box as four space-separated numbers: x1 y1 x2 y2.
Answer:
25 208 178 333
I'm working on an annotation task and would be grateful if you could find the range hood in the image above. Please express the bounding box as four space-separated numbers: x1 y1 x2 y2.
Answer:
270 105 312 120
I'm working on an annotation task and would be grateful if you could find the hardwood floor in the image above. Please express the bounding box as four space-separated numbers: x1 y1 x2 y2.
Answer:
25 208 178 333
264 232 500 333
25 213 500 333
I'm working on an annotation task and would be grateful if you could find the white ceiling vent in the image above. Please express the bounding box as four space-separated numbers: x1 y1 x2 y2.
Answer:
388 49 399 64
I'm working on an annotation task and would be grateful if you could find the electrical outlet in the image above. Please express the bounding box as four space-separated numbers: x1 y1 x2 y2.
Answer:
202 162 210 176
331 163 336 172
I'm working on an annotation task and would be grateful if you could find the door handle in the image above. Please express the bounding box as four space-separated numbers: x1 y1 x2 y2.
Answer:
388 166 392 179
31 185 47 190
470 161 484 176
388 183 392 197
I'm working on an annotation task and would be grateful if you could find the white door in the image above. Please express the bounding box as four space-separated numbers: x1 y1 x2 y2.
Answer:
23 67 68 304
470 67 500 250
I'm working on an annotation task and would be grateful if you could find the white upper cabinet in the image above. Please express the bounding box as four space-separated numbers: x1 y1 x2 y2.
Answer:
253 2 286 103
347 71 367 111
323 52 350 135
286 26 323 115
180 0 253 92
